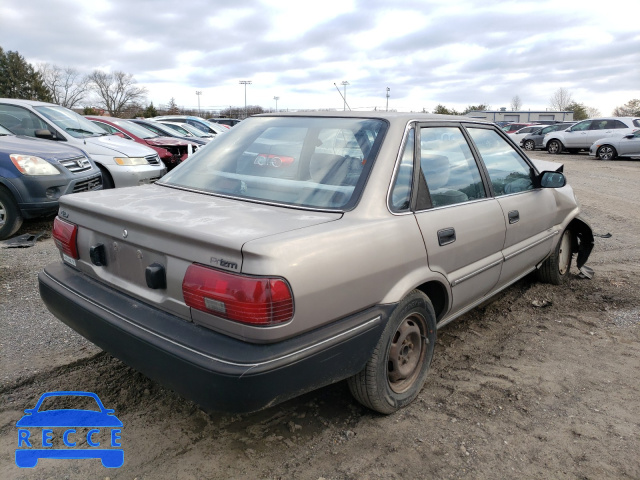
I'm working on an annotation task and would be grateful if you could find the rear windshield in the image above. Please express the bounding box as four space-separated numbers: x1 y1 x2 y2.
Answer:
160 116 387 210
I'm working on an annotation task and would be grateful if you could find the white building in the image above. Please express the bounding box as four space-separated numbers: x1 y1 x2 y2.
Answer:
465 109 574 123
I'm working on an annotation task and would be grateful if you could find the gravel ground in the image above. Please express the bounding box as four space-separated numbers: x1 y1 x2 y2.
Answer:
1 150 639 479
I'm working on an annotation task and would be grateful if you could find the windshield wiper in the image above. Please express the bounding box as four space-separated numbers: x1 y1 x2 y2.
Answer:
66 127 98 135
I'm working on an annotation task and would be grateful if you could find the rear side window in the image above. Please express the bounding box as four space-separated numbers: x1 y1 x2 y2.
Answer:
633 119 640 127
389 128 414 212
161 116 387 210
467 128 533 196
608 120 628 129
419 127 486 207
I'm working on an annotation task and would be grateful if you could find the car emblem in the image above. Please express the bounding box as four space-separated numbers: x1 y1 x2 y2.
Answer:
122 230 128 239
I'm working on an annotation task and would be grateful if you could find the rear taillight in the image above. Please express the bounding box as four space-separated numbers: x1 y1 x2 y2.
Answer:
182 264 294 326
53 217 79 260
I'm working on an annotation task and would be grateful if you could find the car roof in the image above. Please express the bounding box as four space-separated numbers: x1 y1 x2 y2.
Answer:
253 111 491 125
0 98 59 108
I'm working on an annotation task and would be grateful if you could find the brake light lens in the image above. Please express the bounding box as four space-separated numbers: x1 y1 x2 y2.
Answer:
53 217 79 260
182 264 294 326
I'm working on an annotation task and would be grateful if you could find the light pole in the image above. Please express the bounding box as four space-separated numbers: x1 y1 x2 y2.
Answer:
273 96 279 112
195 91 202 115
386 87 390 112
341 81 349 111
239 80 252 119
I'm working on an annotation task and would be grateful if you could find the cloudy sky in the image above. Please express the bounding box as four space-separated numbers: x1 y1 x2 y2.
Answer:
1 0 639 115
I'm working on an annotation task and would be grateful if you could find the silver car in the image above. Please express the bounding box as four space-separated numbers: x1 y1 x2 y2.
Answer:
589 130 640 160
544 117 640 154
38 113 593 414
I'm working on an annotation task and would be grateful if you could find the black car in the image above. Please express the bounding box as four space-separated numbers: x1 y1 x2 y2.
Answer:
0 124 101 239
520 123 576 151
129 119 210 146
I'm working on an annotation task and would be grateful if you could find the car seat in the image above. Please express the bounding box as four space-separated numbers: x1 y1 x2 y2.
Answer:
421 153 468 206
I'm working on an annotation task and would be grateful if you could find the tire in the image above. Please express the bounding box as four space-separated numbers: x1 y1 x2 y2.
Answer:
98 165 115 189
523 140 535 151
0 187 23 240
547 139 563 154
597 145 617 161
348 290 437 414
537 228 572 285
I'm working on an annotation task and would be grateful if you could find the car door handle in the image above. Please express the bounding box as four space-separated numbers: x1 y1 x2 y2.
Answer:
437 227 456 246
508 210 519 224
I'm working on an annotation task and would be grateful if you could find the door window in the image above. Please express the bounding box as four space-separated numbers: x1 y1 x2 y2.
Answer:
467 128 533 196
418 127 486 208
0 104 50 137
569 121 591 132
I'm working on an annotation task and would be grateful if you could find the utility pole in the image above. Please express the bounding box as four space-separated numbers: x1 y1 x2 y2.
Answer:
273 96 279 112
239 80 252 119
195 91 202 115
341 81 349 111
386 87 390 112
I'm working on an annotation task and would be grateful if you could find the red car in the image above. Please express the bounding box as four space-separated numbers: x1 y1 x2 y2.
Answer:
87 116 198 170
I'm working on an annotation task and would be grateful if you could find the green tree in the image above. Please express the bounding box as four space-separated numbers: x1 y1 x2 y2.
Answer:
462 104 490 115
143 102 158 118
433 104 459 115
0 47 52 101
613 99 640 117
83 106 99 115
566 101 588 120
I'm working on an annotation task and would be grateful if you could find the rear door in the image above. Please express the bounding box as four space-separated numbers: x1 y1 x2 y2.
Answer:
465 126 558 288
412 124 506 314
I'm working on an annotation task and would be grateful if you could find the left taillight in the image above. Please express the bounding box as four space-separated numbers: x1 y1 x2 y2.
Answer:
53 217 79 260
182 264 294 326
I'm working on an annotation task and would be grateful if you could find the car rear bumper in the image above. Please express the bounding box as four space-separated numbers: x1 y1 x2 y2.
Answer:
38 262 389 413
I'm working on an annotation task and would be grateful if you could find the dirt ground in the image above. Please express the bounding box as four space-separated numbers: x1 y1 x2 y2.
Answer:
1 151 639 479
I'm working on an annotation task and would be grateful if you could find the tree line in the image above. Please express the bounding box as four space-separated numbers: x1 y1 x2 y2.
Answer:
1 46 639 120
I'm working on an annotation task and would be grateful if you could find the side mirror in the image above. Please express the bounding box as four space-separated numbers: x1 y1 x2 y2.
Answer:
624 134 634 139
35 129 54 140
538 171 566 189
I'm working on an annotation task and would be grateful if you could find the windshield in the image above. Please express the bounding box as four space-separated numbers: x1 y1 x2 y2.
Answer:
176 123 211 138
160 116 387 210
35 106 106 138
111 119 158 139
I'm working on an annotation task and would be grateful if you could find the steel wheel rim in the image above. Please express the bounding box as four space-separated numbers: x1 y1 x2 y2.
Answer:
388 314 427 393
558 231 571 275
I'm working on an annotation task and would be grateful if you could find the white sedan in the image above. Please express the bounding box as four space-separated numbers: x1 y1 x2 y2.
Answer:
508 124 542 145
589 130 640 160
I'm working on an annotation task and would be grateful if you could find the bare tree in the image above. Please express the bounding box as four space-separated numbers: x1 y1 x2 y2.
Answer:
585 106 601 118
549 88 573 111
612 99 640 117
87 70 147 117
38 63 90 108
510 95 522 110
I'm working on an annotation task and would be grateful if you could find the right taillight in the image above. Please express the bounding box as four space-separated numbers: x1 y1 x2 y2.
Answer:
182 264 294 326
53 217 79 260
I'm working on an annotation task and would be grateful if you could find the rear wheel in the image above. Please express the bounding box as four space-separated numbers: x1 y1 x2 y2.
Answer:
547 139 563 154
348 290 436 414
0 188 23 240
537 228 572 285
597 145 617 161
523 139 535 151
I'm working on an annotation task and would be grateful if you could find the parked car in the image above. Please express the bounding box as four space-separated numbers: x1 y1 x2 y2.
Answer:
508 124 544 145
544 117 640 154
159 121 216 139
39 112 593 415
128 119 210 146
208 117 241 127
589 129 640 160
87 116 198 171
0 123 101 239
501 123 538 134
152 115 225 136
520 123 576 151
0 99 165 188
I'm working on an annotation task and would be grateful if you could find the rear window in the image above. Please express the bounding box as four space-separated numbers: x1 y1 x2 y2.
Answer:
160 116 387 210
